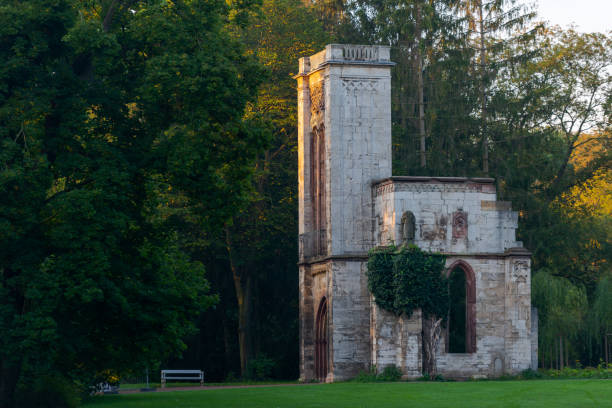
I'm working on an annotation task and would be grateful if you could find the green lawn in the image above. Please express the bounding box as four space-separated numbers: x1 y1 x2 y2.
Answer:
84 379 612 408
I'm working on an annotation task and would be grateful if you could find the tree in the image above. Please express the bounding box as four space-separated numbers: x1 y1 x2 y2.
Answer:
536 28 611 195
453 0 537 173
168 0 330 379
227 0 329 377
591 275 612 365
532 270 588 369
493 28 611 290
367 245 448 376
0 0 265 405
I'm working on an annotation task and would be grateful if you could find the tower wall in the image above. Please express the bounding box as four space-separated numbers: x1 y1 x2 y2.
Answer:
297 45 393 381
297 44 534 381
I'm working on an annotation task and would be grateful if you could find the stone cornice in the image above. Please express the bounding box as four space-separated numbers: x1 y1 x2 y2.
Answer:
373 176 497 196
299 247 531 267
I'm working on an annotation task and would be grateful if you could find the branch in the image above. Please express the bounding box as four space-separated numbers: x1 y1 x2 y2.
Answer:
103 0 121 32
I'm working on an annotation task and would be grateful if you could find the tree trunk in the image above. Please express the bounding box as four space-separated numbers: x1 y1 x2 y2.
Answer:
422 314 442 377
226 227 254 377
559 336 564 370
565 338 569 368
478 0 488 174
222 312 234 376
605 334 609 366
555 337 559 370
234 272 254 377
416 2 426 168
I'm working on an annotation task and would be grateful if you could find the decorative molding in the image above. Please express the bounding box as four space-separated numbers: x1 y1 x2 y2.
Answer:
452 211 468 239
372 177 496 197
342 45 379 61
512 260 529 283
341 78 378 93
310 80 325 128
374 182 494 197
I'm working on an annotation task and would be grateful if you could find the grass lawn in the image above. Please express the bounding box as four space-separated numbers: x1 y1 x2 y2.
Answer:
84 379 612 408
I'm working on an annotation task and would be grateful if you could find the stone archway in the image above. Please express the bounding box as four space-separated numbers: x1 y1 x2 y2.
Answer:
315 297 329 381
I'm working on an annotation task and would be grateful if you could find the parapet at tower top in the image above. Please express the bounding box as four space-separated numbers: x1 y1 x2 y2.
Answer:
298 44 394 76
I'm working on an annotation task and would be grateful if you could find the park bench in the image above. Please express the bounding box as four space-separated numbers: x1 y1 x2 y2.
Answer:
161 369 204 388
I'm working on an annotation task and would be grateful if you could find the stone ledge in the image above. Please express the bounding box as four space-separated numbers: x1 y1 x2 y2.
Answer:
298 254 369 266
296 44 395 77
374 176 495 186
299 249 531 266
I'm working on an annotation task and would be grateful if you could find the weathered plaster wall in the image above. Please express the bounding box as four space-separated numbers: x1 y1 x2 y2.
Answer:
373 178 522 254
371 305 422 378
298 264 314 381
371 180 533 377
329 260 371 380
297 45 394 382
531 307 539 370
327 62 393 255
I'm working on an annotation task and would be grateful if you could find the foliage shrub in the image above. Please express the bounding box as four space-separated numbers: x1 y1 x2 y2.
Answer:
15 375 81 408
353 365 403 382
418 373 446 381
225 371 239 382
539 363 611 379
392 246 448 319
367 245 448 319
353 367 379 382
366 246 398 313
378 365 403 381
246 355 276 380
520 368 543 379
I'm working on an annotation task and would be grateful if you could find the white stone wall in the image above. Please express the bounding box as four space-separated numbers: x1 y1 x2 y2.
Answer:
372 180 533 377
436 256 508 377
374 178 522 254
371 305 422 378
504 256 532 372
329 260 372 380
327 63 393 255
297 45 394 382
298 44 393 260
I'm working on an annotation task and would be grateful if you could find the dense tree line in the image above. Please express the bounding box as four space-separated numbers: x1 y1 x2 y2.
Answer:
0 0 610 404
183 0 609 381
1 0 266 405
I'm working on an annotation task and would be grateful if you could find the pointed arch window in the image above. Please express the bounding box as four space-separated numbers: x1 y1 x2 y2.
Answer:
315 297 329 381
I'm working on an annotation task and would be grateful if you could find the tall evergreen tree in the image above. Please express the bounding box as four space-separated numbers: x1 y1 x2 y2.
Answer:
452 0 538 173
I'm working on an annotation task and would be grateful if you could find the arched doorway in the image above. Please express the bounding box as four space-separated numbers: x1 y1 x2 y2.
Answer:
446 261 476 353
315 297 328 381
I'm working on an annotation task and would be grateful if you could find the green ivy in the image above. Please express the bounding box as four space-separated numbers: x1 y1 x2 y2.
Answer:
366 245 398 314
367 245 449 319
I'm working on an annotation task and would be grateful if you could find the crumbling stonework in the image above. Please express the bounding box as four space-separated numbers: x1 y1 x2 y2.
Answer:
297 44 536 382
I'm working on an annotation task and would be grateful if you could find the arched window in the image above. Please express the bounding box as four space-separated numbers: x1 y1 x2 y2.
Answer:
446 261 476 353
310 125 326 256
400 211 416 244
315 297 328 380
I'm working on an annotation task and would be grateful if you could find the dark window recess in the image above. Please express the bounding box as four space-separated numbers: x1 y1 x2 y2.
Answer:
315 297 328 381
448 268 467 353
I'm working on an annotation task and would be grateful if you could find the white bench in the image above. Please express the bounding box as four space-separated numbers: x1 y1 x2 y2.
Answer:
160 370 204 388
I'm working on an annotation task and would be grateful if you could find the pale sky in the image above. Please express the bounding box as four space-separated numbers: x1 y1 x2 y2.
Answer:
524 0 612 33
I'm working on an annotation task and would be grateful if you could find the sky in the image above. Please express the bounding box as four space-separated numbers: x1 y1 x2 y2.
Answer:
524 0 612 33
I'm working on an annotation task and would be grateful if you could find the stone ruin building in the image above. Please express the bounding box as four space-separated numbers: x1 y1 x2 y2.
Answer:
296 44 538 381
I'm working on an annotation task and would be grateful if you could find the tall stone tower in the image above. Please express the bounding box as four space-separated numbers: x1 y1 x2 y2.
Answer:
296 44 393 381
